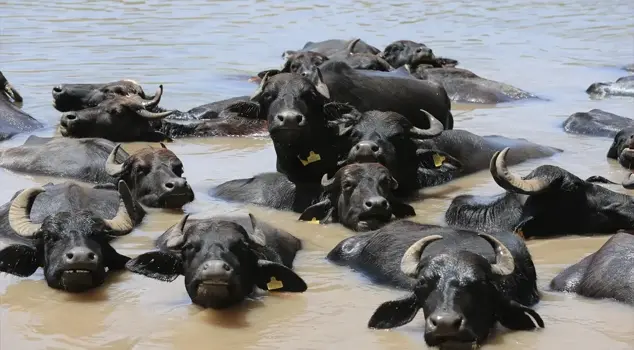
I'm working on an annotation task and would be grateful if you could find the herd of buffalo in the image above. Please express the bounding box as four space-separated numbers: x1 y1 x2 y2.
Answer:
1 38 633 349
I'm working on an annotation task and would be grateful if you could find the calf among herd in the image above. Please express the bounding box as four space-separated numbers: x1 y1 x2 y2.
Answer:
1 38 633 348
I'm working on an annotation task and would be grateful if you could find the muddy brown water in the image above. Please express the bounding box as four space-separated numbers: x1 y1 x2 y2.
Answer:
1 1 634 349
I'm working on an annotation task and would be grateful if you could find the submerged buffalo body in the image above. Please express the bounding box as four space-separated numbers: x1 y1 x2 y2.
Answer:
380 40 538 104
327 220 544 348
412 66 540 104
283 38 380 59
0 71 43 141
446 148 634 237
126 214 307 309
211 172 322 213
562 109 633 138
0 181 142 292
413 130 562 187
586 75 634 99
0 138 194 208
550 232 634 305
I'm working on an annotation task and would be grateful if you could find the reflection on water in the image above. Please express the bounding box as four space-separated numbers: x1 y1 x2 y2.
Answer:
1 0 634 349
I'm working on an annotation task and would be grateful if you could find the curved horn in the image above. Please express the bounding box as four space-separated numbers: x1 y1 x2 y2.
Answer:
142 85 163 109
251 72 269 100
346 38 361 54
105 144 124 176
9 187 45 237
489 148 551 194
409 109 444 139
321 173 337 191
5 83 23 103
478 233 515 276
247 213 266 246
400 235 443 277
102 181 136 235
165 214 190 249
135 109 174 120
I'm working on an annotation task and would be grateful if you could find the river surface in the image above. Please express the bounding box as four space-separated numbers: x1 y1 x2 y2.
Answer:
1 1 633 349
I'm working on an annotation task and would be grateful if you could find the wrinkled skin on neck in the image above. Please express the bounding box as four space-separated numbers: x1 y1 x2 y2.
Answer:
299 163 416 231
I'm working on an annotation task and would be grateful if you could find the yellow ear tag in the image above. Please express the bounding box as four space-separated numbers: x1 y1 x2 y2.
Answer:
267 277 284 290
308 217 320 224
432 153 446 168
298 151 321 166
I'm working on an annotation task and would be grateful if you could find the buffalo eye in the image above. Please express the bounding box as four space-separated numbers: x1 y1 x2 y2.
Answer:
172 164 184 177
291 63 299 72
44 232 61 244
182 242 199 255
342 180 355 192
379 176 390 186
135 165 151 176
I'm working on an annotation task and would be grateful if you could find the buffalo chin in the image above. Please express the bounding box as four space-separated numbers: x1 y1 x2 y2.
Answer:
189 280 244 309
269 127 304 144
57 269 101 293
156 192 195 209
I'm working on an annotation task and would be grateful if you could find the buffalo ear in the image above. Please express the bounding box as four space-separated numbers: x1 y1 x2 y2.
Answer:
368 293 419 329
417 149 462 171
298 200 334 224
257 69 281 79
125 250 183 282
391 201 416 218
323 102 354 120
102 243 131 271
222 101 261 119
314 68 330 100
497 299 545 331
254 260 307 293
0 241 40 277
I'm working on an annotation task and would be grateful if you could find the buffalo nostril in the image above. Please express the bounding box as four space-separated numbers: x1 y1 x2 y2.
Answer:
371 144 379 152
354 144 361 150
164 182 174 189
222 263 231 271
364 201 373 209
276 115 284 122
452 317 463 329
87 252 96 261
66 253 74 260
53 86 63 93
295 115 304 124
65 114 76 121
301 72 308 77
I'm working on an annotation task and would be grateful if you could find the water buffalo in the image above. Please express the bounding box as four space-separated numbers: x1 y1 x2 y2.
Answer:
125 213 307 309
0 138 194 208
221 72 340 183
282 38 380 59
253 60 453 130
0 71 43 141
379 40 457 69
326 104 456 195
607 127 634 169
412 130 562 186
52 79 156 112
0 181 141 292
380 40 539 104
550 232 633 305
59 85 174 142
327 220 544 348
586 75 634 98
211 172 322 213
298 163 416 231
624 64 634 72
445 148 634 237
562 109 633 137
